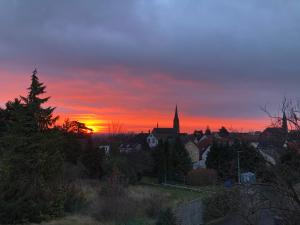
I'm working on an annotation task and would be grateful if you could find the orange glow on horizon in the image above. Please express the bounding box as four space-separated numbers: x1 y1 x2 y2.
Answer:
1 69 271 134
57 112 269 134
58 114 107 133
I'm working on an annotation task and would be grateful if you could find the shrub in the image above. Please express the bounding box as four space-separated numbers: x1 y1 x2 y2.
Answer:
155 208 176 225
63 183 88 213
203 188 239 222
92 182 165 224
186 169 217 186
93 194 141 223
93 174 138 223
144 194 164 218
100 168 128 197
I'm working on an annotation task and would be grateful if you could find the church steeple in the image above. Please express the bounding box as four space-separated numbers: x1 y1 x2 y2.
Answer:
173 105 180 133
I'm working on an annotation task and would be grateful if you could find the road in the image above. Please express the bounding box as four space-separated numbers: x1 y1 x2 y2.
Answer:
213 209 276 225
175 199 203 225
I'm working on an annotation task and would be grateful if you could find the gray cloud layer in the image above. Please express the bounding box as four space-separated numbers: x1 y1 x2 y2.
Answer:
0 0 299 119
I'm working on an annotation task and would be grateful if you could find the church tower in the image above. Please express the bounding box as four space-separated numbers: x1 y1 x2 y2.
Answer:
173 105 180 133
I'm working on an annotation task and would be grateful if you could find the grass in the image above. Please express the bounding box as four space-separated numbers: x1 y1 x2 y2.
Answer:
132 183 220 208
32 215 112 225
31 178 222 225
139 176 223 207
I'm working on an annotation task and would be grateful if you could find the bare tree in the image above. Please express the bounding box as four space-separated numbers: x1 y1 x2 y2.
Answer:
261 97 300 130
259 97 300 224
106 120 126 136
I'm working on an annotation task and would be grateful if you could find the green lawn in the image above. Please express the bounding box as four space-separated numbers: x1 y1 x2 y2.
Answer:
30 179 222 225
134 177 222 207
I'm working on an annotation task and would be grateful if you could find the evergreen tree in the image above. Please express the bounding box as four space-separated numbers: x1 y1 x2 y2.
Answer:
206 139 236 180
0 107 7 136
169 137 192 181
239 141 265 175
80 137 104 179
0 71 64 223
219 126 229 137
154 140 167 183
154 138 192 183
206 139 266 181
21 69 58 131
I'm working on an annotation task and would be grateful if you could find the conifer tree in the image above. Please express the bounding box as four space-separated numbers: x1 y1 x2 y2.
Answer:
154 140 168 183
206 140 235 180
21 69 58 131
219 126 229 137
0 70 64 223
170 137 192 181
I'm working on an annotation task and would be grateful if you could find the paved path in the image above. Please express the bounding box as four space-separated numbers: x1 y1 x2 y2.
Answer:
212 209 275 225
175 199 203 225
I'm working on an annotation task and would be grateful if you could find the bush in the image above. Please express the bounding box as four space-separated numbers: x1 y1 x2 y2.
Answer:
145 194 164 218
63 183 88 213
91 182 165 224
156 208 176 225
101 168 128 197
93 174 138 223
186 169 217 186
95 195 139 223
203 188 239 222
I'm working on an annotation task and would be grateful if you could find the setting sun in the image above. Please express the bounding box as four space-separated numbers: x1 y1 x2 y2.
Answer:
62 114 107 133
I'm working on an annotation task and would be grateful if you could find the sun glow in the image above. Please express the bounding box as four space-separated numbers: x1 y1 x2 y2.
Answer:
83 120 106 133
60 114 107 133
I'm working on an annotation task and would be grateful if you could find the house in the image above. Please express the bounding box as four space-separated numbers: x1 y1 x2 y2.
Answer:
151 128 177 142
119 143 142 153
119 132 149 153
193 135 213 169
257 128 287 164
193 134 236 169
147 133 158 148
241 172 256 184
184 140 200 164
99 145 110 155
256 112 289 164
199 146 211 168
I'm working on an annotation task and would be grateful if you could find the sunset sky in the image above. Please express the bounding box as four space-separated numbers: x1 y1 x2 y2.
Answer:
1 0 300 133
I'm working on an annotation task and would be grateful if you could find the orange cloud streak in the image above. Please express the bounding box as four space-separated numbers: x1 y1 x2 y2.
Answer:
0 69 270 133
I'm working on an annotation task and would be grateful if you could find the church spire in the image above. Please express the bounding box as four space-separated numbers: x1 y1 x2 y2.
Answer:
173 105 180 133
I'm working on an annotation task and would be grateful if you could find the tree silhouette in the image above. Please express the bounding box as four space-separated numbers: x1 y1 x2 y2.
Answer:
205 126 212 135
0 70 64 223
219 126 229 137
21 69 58 131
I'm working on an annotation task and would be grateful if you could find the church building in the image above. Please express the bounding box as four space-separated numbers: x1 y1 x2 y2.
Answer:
147 105 180 148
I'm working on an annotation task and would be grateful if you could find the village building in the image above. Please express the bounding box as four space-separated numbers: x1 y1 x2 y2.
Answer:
257 112 289 164
147 105 180 148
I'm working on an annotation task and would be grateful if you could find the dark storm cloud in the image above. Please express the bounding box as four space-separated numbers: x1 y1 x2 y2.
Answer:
0 0 299 120
1 0 300 81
